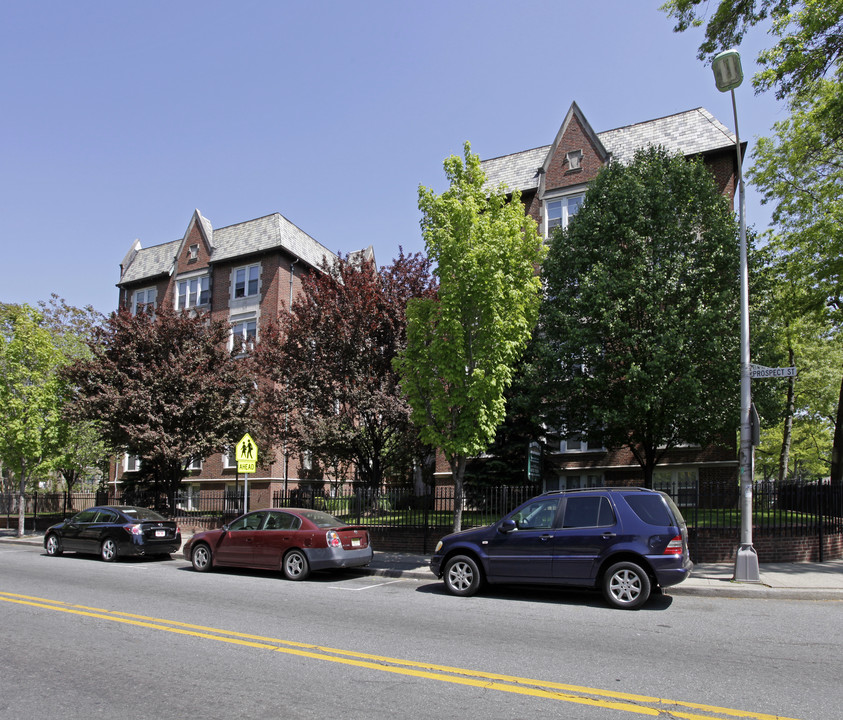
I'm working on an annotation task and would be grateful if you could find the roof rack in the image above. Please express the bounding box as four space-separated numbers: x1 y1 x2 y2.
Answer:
540 486 654 496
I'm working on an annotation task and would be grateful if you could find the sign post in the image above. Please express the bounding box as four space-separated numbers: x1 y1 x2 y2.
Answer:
235 433 258 514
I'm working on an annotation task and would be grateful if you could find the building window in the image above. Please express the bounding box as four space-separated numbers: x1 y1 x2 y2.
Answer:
560 432 603 453
178 484 200 511
544 193 584 236
233 264 260 299
566 150 583 170
653 469 699 508
188 244 199 261
124 454 141 472
185 457 202 472
176 275 210 310
132 288 157 315
231 316 257 354
223 447 237 469
544 474 603 492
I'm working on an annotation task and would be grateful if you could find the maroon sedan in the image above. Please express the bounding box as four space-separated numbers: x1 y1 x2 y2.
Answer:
183 508 372 580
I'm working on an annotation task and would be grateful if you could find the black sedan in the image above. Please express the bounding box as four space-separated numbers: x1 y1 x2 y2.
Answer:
44 505 182 561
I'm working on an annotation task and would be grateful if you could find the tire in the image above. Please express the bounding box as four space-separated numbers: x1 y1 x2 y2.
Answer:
45 534 63 556
283 549 310 581
191 544 213 573
100 538 118 563
602 561 651 610
443 555 482 597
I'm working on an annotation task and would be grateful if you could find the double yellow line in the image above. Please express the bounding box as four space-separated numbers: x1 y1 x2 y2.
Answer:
0 590 799 720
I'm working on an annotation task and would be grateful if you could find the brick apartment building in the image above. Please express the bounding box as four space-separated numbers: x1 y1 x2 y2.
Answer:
474 102 744 502
115 102 742 509
114 208 373 507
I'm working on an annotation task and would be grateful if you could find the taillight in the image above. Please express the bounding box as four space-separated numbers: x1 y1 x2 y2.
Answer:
127 524 142 536
663 535 683 555
326 530 341 548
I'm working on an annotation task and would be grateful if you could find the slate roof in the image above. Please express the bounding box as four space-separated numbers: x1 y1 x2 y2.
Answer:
119 212 337 286
481 107 737 193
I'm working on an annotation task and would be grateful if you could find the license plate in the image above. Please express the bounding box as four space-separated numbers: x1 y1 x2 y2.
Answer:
155 530 166 538
351 538 361 547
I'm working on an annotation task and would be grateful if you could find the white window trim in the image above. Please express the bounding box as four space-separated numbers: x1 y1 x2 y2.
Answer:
175 270 210 311
560 432 604 453
542 189 586 238
230 313 258 354
223 447 237 469
231 263 261 301
124 453 141 472
131 287 157 315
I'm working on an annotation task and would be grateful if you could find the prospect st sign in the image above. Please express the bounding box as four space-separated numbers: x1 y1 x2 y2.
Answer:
750 364 797 379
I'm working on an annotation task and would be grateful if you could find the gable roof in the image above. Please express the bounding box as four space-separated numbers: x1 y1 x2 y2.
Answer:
118 212 338 286
481 106 737 193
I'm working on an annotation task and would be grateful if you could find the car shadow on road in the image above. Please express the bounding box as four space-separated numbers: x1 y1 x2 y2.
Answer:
414 581 675 610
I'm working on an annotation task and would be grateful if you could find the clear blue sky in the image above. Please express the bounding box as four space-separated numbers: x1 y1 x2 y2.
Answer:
1 1 785 315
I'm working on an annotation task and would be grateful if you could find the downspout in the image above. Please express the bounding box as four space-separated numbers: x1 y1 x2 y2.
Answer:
284 258 299 495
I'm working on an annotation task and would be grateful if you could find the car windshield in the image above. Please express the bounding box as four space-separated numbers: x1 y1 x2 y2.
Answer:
121 507 168 522
297 510 344 528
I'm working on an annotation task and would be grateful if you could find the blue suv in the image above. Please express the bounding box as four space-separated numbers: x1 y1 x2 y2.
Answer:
430 487 692 609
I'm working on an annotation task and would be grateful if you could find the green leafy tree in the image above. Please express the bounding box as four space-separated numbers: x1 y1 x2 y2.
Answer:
663 0 843 98
38 295 108 494
537 146 741 488
665 0 843 482
0 304 68 535
395 142 546 531
67 306 256 510
254 251 437 490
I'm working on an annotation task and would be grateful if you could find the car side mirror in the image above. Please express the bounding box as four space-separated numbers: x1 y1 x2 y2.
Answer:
499 518 517 534
222 524 230 533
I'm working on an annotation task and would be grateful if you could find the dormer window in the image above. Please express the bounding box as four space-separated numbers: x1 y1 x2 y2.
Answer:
188 244 199 261
544 193 584 237
176 274 210 310
566 150 583 170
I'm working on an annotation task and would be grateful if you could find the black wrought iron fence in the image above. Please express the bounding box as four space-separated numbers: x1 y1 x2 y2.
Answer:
271 485 537 529
6 480 842 538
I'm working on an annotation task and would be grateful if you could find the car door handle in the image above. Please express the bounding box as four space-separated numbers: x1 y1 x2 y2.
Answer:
602 532 616 539
540 534 553 542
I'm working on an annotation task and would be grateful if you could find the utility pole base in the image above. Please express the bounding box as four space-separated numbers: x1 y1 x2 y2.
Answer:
733 544 761 583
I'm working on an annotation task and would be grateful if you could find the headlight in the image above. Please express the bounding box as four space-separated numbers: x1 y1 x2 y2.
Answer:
434 540 443 553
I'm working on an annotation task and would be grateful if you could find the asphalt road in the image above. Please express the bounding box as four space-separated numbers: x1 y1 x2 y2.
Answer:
0 542 838 720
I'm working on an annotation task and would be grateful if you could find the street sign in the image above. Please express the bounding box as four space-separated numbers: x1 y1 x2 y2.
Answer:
750 364 797 379
235 433 257 474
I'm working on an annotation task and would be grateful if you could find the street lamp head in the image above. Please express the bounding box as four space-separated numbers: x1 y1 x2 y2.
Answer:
712 49 743 92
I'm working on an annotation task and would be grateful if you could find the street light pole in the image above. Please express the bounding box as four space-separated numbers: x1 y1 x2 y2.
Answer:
712 49 760 582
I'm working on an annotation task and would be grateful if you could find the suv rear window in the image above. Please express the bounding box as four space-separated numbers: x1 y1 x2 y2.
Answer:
623 494 675 526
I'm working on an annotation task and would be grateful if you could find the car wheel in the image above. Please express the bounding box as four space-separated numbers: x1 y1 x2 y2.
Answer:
283 549 310 581
443 555 482 597
45 534 63 556
603 561 651 610
100 538 118 563
191 544 213 572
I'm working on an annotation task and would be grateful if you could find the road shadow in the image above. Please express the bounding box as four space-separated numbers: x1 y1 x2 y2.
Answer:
415 581 674 611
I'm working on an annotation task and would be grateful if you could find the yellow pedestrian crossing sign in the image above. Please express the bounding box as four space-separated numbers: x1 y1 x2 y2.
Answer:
235 433 257 474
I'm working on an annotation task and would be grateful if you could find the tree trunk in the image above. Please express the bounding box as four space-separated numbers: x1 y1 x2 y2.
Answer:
17 474 26 537
778 347 796 483
450 454 466 533
830 374 843 485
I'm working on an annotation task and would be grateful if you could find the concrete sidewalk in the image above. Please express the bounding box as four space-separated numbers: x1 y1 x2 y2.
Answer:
3 530 842 600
